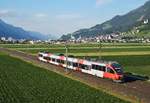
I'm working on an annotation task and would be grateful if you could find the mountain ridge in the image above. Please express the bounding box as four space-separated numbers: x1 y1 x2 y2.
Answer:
60 0 150 40
0 19 53 40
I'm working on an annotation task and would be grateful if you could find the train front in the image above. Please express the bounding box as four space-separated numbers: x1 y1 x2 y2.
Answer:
111 63 124 82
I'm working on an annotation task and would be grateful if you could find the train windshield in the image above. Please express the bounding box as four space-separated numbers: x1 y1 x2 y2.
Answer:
115 69 123 74
111 63 123 74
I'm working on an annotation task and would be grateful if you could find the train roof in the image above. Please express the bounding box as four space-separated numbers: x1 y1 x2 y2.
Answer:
39 52 119 65
88 59 118 65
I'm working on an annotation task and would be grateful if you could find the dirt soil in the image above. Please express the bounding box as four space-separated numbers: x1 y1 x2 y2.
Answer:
0 48 150 103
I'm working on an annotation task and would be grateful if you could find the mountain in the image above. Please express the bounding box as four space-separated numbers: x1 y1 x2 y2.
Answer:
0 19 52 40
60 0 150 40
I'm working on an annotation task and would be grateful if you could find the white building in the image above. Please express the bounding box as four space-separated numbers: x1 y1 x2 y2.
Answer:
1 37 6 41
8 37 13 41
144 19 149 24
29 40 34 44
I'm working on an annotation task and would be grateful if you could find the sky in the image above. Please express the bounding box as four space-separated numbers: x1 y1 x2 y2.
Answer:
0 0 148 37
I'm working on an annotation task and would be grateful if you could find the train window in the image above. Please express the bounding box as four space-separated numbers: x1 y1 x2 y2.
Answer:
79 64 89 70
107 67 115 74
57 59 61 63
67 62 72 66
92 65 96 70
79 64 82 68
115 69 123 74
47 57 51 61
101 66 105 71
43 56 51 60
60 60 65 64
111 63 122 69
84 65 90 70
43 56 46 60
92 65 105 71
52 58 55 62
38 54 43 57
73 63 78 67
100 66 106 72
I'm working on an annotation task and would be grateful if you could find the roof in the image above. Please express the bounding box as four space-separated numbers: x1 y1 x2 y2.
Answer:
39 52 118 66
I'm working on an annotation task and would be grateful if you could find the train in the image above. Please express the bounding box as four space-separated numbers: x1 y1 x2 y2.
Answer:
38 52 124 82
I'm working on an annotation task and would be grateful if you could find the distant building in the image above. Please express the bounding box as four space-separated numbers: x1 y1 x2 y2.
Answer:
8 37 14 42
18 39 26 43
144 19 149 24
29 40 34 44
1 37 6 41
71 34 75 40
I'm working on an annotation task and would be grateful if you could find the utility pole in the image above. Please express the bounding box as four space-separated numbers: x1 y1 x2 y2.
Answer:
65 42 68 72
98 38 102 60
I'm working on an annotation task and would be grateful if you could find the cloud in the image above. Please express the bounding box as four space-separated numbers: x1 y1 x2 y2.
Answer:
96 0 112 7
35 13 47 18
56 14 83 20
0 10 16 17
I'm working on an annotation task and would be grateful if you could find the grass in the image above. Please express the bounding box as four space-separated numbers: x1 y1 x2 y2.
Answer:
98 55 150 77
0 53 129 103
16 47 150 54
0 43 150 77
0 43 150 48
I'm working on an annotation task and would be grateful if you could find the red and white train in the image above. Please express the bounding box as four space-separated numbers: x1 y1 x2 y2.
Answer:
38 52 124 82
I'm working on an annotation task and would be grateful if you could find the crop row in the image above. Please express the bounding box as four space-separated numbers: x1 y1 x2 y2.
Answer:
0 53 128 103
18 47 150 54
0 43 150 48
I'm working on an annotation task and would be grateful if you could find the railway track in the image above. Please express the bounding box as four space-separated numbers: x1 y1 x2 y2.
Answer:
0 47 150 103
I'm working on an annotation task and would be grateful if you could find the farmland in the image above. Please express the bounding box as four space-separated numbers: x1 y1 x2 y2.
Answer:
0 52 129 103
0 43 150 77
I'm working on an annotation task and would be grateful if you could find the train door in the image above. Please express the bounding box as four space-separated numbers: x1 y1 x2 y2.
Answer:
103 67 116 79
80 64 92 75
76 59 84 71
51 58 57 65
91 64 104 78
67 61 73 69
38 53 43 61
59 56 65 67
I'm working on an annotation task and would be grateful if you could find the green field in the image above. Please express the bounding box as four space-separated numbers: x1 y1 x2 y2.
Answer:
0 43 150 48
12 47 150 54
0 43 150 77
0 53 128 103
1 43 149 77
